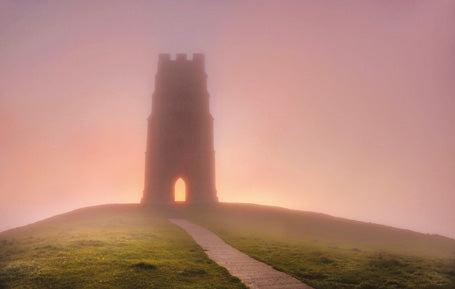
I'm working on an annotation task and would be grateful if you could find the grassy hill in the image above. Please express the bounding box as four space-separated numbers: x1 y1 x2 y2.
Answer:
1 203 454 289
0 204 245 289
181 203 455 289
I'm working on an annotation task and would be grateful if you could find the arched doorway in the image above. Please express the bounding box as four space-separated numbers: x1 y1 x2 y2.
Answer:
174 178 186 202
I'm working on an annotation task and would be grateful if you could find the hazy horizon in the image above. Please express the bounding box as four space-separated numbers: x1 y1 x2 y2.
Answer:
1 1 454 239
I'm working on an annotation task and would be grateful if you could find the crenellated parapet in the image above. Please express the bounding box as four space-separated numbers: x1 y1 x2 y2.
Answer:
156 53 207 90
158 53 205 64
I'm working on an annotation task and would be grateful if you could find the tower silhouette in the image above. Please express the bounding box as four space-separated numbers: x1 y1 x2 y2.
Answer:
142 53 218 204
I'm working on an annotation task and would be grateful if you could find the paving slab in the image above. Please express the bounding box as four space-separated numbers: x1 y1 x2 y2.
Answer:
169 218 313 289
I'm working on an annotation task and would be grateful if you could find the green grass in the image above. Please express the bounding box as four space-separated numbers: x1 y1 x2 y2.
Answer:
2 203 454 289
181 203 455 289
0 204 246 289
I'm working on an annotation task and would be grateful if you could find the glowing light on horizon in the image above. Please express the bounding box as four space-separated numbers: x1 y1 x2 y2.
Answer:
1 0 454 238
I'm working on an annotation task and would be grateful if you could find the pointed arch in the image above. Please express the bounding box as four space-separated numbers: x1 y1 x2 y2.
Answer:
174 177 186 202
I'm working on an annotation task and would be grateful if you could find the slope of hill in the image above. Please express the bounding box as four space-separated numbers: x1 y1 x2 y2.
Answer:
1 203 454 289
181 203 455 289
0 204 245 289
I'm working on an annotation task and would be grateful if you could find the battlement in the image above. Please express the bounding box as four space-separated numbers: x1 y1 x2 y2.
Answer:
158 53 205 63
157 53 205 75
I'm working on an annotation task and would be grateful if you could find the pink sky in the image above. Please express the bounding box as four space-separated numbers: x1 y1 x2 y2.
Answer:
1 1 454 238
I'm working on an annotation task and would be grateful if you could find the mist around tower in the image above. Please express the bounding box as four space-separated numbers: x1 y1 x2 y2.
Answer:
1 1 455 288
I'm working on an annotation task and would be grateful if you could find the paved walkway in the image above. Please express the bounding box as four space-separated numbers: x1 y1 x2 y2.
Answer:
169 218 313 289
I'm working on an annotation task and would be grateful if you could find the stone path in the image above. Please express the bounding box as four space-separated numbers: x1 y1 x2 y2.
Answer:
169 218 313 289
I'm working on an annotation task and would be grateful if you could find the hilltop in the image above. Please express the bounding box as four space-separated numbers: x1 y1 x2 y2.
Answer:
1 203 454 289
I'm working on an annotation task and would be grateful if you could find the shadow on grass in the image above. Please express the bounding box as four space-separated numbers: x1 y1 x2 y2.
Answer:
177 268 207 276
131 262 156 270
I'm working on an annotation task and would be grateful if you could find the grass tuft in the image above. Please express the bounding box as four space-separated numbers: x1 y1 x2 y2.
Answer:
356 281 380 289
178 269 207 276
297 272 327 280
131 262 156 270
369 256 406 269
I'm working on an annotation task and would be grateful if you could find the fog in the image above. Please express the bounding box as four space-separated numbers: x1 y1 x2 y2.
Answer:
1 0 454 238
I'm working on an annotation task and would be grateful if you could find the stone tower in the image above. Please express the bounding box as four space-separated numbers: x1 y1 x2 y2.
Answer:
141 53 218 204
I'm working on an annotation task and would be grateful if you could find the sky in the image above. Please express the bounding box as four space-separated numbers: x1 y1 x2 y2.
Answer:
1 0 454 238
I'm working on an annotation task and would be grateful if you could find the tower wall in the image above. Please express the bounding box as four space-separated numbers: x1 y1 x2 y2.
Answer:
142 53 218 204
